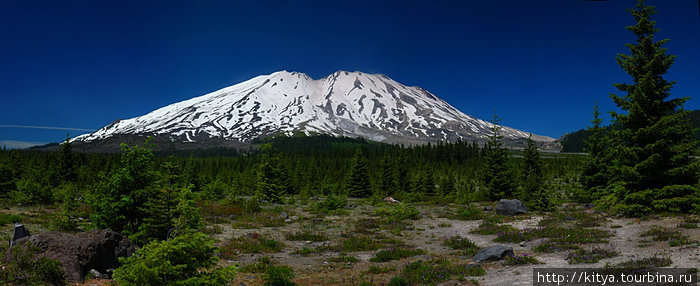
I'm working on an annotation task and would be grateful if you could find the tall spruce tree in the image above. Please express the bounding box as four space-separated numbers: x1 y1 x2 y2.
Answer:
345 148 371 198
580 102 614 202
520 134 552 211
59 135 77 183
482 114 517 201
377 156 399 197
608 0 699 216
255 144 289 203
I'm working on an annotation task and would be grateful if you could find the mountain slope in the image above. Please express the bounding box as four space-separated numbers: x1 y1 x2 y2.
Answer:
75 71 556 148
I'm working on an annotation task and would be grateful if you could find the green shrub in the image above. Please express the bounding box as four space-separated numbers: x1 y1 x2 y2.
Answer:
340 236 381 252
640 226 695 246
314 194 347 213
400 259 485 284
566 247 618 264
285 230 328 242
502 253 543 265
443 236 480 256
220 233 284 257
455 206 484 220
329 253 360 263
0 213 22 226
387 276 408 286
369 248 425 262
366 265 395 274
0 245 66 286
113 232 235 285
263 265 296 286
239 256 273 273
375 204 420 222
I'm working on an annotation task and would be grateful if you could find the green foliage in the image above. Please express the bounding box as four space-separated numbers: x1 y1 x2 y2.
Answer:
90 138 158 236
399 259 485 284
263 265 296 286
640 226 695 246
113 232 235 285
387 276 408 286
339 236 382 252
502 253 543 266
345 148 371 198
443 236 479 256
220 233 284 257
375 203 420 222
255 144 290 203
369 247 425 262
0 212 22 226
313 194 347 213
520 135 554 211
285 230 328 242
566 247 619 264
604 1 699 216
482 114 517 201
0 245 66 286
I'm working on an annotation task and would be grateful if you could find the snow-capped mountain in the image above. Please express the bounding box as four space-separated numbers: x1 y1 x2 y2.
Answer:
74 71 556 146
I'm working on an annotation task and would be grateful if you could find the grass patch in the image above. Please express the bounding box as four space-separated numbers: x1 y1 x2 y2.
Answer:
285 230 328 242
609 255 672 269
313 194 348 214
231 212 286 228
366 265 396 274
502 253 543 266
239 256 273 273
454 206 484 220
220 233 284 258
566 247 619 264
329 253 359 263
339 235 382 252
443 236 479 256
369 247 425 262
532 239 580 253
400 259 485 284
640 226 695 247
291 247 318 256
0 213 22 226
470 222 518 235
353 218 381 235
375 203 421 222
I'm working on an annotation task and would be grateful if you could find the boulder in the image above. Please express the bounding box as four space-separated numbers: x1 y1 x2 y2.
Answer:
472 245 514 262
495 199 528 215
5 229 136 282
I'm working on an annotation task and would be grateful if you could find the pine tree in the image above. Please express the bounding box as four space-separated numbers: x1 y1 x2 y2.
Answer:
481 114 517 201
608 0 699 216
345 148 371 198
579 102 614 202
255 144 288 203
520 134 552 210
59 135 77 183
377 156 398 197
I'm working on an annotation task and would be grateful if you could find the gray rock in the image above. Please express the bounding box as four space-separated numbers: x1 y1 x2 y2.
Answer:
284 218 292 223
11 223 30 247
483 206 493 211
289 215 298 221
88 269 103 279
495 199 528 215
279 212 288 219
472 245 514 262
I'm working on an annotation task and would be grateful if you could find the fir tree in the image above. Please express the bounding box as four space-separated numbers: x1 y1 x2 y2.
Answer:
481 114 517 201
579 102 614 202
377 156 398 197
345 148 371 198
255 144 288 203
607 1 699 216
520 134 552 210
59 135 77 183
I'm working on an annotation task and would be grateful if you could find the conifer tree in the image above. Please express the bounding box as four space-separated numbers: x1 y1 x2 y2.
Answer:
345 148 371 198
377 156 398 197
255 144 288 203
481 114 517 201
580 102 614 202
59 135 77 183
520 134 552 210
607 0 699 216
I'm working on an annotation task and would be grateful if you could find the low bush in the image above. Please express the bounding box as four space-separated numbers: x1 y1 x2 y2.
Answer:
400 259 485 284
443 236 479 256
502 253 543 266
369 247 425 262
220 233 284 258
113 232 235 285
263 265 295 286
566 247 618 264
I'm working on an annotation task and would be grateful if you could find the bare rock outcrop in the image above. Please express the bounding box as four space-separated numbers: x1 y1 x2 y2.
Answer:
5 229 136 282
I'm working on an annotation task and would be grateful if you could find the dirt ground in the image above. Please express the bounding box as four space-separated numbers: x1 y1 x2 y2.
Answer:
209 202 699 286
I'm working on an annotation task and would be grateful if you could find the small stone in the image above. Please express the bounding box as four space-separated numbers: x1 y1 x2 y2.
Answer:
279 212 288 219
88 269 101 278
284 218 292 223
305 240 312 244
519 241 526 247
290 215 298 221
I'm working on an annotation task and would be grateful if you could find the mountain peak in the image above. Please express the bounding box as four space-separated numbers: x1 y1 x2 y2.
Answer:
74 70 556 148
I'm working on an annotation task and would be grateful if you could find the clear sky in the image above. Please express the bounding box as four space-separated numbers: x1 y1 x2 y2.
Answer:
1 0 699 148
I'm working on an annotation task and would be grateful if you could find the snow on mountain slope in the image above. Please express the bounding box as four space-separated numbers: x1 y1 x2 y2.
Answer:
74 71 555 145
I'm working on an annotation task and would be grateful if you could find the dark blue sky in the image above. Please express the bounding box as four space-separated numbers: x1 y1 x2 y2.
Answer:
2 0 699 147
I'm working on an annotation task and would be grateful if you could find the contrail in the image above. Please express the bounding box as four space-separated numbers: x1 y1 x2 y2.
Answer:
0 124 96 132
